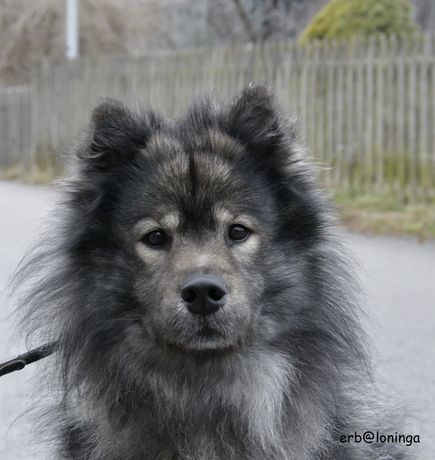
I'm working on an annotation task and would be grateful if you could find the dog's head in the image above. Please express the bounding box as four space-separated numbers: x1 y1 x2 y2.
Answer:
51 85 338 373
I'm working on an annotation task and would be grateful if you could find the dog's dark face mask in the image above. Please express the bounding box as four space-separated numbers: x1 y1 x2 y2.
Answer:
68 85 323 362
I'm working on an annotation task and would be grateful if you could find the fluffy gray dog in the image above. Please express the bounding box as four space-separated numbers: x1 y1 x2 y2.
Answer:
18 85 413 459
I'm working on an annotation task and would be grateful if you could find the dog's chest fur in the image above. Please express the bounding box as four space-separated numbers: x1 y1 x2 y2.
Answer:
70 348 332 460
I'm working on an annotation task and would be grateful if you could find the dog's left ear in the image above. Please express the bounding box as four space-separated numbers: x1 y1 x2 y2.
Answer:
78 99 161 172
226 84 283 156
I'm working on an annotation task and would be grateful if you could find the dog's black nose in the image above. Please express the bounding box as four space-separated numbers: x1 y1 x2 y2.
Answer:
181 274 226 316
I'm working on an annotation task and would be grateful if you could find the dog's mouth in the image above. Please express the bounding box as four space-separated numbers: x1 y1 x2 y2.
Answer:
146 312 247 357
159 326 239 356
196 325 220 338
165 341 238 357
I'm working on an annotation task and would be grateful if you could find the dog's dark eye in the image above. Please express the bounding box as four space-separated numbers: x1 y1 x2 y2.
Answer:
228 224 250 242
142 230 168 247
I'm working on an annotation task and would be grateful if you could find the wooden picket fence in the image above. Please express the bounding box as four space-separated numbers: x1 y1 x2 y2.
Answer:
1 33 435 199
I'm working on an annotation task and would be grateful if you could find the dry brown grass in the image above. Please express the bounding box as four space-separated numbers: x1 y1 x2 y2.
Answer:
335 192 435 241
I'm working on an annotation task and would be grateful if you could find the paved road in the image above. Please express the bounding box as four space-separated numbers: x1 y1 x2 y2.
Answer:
0 181 434 459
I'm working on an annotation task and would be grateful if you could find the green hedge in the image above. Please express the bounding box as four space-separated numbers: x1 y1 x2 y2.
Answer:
300 0 416 43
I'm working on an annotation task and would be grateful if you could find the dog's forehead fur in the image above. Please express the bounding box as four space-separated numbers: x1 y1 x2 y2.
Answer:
142 128 245 189
145 128 244 160
118 127 274 232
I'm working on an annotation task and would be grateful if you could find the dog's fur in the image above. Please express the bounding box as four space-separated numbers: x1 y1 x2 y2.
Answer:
18 85 412 459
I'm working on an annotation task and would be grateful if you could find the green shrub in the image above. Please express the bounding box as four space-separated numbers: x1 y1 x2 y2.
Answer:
300 0 416 43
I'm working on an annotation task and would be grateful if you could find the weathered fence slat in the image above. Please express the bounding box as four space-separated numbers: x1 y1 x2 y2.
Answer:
0 87 32 170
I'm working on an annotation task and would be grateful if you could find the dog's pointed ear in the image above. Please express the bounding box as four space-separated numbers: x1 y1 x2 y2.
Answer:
78 99 160 171
226 84 283 155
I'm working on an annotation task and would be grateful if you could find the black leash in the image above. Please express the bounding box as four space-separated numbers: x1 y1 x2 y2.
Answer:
0 341 57 377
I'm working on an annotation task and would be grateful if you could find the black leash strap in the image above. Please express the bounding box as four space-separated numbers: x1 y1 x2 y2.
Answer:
0 341 57 377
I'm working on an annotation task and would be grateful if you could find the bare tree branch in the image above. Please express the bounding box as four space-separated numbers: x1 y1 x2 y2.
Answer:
232 0 258 43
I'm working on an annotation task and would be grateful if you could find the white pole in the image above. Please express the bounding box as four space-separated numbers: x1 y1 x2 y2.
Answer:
66 0 79 60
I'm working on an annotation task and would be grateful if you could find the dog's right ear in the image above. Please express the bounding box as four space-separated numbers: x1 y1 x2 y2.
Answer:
226 84 283 158
78 99 160 172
